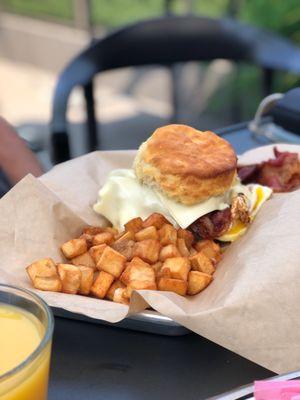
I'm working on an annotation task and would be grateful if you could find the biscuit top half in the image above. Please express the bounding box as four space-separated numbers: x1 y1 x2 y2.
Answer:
144 124 236 179
134 124 237 205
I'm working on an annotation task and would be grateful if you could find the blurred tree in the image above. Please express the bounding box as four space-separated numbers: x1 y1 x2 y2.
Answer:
1 0 73 22
90 0 164 27
238 0 300 118
240 0 300 42
201 0 300 121
2 0 300 122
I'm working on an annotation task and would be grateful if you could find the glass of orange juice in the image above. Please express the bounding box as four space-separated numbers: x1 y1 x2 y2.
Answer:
0 284 54 400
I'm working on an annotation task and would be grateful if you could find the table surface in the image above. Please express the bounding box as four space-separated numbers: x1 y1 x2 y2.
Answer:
48 125 275 400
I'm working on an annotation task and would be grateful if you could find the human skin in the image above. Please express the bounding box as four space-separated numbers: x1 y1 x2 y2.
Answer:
0 117 44 184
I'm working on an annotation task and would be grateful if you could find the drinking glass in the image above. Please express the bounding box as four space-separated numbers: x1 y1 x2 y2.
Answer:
0 284 54 400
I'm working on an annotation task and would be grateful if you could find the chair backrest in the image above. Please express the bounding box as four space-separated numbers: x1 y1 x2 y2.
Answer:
51 15 300 163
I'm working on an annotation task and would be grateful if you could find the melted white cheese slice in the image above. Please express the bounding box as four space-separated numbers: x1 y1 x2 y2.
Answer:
93 169 176 229
93 169 253 230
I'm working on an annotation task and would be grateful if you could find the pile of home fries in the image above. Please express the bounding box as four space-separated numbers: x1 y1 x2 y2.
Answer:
26 213 222 305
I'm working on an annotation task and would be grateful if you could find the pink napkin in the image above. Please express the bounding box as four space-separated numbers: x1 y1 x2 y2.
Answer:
254 381 300 399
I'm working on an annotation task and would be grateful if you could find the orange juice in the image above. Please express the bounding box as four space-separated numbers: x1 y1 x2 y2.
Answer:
0 303 51 400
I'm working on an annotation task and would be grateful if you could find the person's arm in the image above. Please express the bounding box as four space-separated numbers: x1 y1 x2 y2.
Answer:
0 117 44 184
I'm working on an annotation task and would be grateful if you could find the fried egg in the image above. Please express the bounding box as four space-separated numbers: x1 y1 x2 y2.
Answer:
218 185 272 242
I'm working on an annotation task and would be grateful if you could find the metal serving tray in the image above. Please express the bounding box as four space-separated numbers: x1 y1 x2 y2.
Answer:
52 307 190 336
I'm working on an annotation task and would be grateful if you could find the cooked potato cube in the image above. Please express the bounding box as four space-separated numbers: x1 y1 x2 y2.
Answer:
129 257 149 268
120 257 155 286
142 213 170 229
159 244 180 261
32 276 62 292
27 258 61 293
71 251 96 269
133 239 160 263
89 244 107 264
177 228 194 248
194 240 221 264
57 264 82 294
158 277 187 296
151 261 162 274
126 279 157 298
161 257 191 281
104 227 119 236
135 226 158 241
82 226 104 235
97 246 126 278
187 271 212 295
157 265 172 279
190 252 215 275
111 239 135 261
106 280 125 301
129 265 156 287
177 238 190 257
92 232 114 246
120 265 130 285
61 238 87 259
124 217 143 233
79 233 94 248
159 224 177 246
114 230 135 243
78 266 94 295
113 288 130 305
189 247 198 256
26 258 57 283
90 271 114 299
195 239 217 253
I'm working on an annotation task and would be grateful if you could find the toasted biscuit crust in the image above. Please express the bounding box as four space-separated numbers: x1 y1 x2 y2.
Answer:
134 124 237 205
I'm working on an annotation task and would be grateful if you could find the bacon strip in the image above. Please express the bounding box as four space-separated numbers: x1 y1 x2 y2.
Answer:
237 165 258 183
238 147 300 192
188 208 232 240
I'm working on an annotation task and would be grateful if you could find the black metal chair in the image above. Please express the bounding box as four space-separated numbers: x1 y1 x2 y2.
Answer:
51 15 300 163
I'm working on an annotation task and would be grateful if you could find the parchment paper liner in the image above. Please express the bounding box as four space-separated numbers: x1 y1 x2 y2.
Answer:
1 144 300 373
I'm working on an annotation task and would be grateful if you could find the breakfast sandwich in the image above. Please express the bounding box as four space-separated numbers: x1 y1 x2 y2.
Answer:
94 125 272 242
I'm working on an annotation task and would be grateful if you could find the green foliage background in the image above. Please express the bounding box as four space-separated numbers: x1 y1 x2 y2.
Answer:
2 0 300 121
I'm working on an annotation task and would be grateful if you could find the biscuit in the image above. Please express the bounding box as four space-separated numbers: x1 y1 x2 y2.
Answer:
134 124 237 205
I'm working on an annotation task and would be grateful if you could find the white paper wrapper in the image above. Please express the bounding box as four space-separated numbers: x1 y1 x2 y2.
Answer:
1 145 300 374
